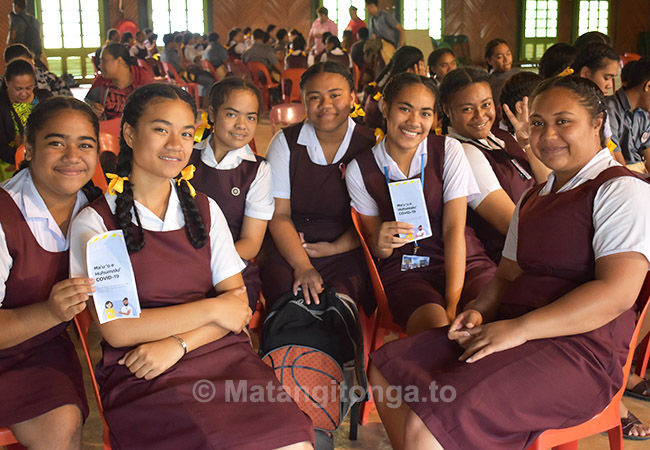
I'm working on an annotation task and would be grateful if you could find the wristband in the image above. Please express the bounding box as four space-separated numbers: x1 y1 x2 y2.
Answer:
170 334 187 356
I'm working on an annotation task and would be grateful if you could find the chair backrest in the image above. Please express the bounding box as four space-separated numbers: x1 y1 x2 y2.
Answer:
99 131 120 156
99 118 121 138
281 68 305 103
247 61 274 88
160 61 180 85
200 59 220 82
73 308 112 449
269 103 306 135
227 61 253 80
0 427 22 448
350 208 404 334
145 56 164 77
620 52 641 66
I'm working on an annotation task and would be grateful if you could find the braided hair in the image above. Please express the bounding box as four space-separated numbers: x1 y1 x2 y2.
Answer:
439 67 490 133
116 83 207 253
571 42 619 74
499 71 542 134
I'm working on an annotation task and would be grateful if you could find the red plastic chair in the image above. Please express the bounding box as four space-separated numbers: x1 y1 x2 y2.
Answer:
73 308 112 450
280 68 305 103
161 61 200 106
246 61 280 111
0 428 24 449
145 57 166 79
635 329 649 377
99 118 121 138
525 274 650 450
200 59 221 82
620 52 641 67
226 60 253 80
137 58 166 82
269 103 306 135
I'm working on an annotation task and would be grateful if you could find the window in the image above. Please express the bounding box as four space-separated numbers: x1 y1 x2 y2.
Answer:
322 0 366 40
576 0 609 37
521 0 558 61
402 0 443 40
151 0 205 44
37 0 101 81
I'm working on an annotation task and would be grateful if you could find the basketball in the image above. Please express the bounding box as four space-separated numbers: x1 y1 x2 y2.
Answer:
263 345 343 432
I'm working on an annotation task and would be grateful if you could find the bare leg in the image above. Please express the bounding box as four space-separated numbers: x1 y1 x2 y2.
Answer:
10 404 82 450
276 442 313 450
368 362 411 450
404 409 444 450
406 304 449 336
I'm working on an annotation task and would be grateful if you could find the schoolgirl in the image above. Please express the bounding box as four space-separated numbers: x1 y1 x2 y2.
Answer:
484 38 519 105
259 62 374 313
368 76 650 450
191 77 273 311
0 97 99 449
346 73 496 335
69 83 313 450
441 67 548 263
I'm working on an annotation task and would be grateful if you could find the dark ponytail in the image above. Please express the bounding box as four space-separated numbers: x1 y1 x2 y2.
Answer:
116 83 207 253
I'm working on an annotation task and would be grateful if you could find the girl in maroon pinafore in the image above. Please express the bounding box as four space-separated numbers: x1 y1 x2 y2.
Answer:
346 73 495 336
368 77 650 450
441 68 549 263
0 97 98 448
69 84 313 450
191 78 272 312
259 62 374 314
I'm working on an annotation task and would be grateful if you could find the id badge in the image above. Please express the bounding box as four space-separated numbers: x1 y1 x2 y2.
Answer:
401 254 430 271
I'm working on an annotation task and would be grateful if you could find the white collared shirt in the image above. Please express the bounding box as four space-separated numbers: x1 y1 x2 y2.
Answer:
266 118 357 199
69 181 245 287
502 148 650 264
345 136 480 216
195 139 274 220
0 169 88 306
448 128 513 210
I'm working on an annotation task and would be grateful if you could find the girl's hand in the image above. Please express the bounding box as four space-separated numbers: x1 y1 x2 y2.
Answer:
413 60 428 77
448 309 483 348
46 278 95 322
293 266 324 305
458 318 527 363
502 97 530 147
118 337 184 380
213 287 251 333
377 221 413 250
303 241 338 258
89 101 105 119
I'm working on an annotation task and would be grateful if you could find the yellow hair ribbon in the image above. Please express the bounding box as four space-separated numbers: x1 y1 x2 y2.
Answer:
373 91 382 101
374 128 385 143
194 112 211 143
557 67 574 77
106 173 128 196
368 81 377 88
434 127 443 136
176 165 197 198
350 103 365 118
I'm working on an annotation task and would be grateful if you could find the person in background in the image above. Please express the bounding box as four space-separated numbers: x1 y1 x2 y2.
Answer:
183 32 203 64
345 6 367 42
202 32 228 78
129 31 148 61
274 28 290 56
285 35 309 70
4 44 72 98
574 30 611 48
7 0 44 66
266 24 278 46
94 28 120 72
227 28 247 60
242 28 283 76
350 27 369 70
538 43 577 78
308 7 338 57
120 32 134 50
484 38 519 107
321 35 353 71
342 30 354 53
365 0 405 63
243 26 253 48
143 28 158 56
427 48 457 86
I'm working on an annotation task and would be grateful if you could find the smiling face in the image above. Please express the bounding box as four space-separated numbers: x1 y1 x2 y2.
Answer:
529 87 603 187
123 98 196 183
444 81 495 140
6 73 35 103
579 58 619 95
208 89 259 154
383 83 436 155
26 109 98 202
431 53 457 81
487 43 512 73
303 71 354 134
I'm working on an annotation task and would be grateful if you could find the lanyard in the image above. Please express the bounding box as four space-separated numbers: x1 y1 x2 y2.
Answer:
469 136 532 181
384 153 425 254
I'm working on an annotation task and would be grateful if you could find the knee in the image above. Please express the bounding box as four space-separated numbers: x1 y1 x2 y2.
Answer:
48 405 83 445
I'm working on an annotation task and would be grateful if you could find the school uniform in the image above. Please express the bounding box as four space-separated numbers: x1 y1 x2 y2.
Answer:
363 88 383 130
69 185 313 450
260 118 375 314
284 52 309 69
0 169 89 427
190 139 274 312
370 149 650 450
346 135 496 328
449 128 536 263
320 48 353 70
606 89 650 171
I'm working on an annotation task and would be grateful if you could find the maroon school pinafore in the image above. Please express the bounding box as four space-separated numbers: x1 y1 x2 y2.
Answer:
465 129 536 262
257 122 375 314
355 134 496 328
371 166 638 450
363 89 383 130
91 194 314 450
0 189 88 427
189 148 264 311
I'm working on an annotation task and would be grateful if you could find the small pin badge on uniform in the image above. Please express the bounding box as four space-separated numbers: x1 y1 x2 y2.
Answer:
642 132 649 143
231 187 241 196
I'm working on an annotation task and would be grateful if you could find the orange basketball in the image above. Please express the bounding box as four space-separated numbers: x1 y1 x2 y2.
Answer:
264 345 343 431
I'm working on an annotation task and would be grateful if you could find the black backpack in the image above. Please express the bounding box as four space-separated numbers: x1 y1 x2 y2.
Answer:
260 287 368 433
14 12 43 56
